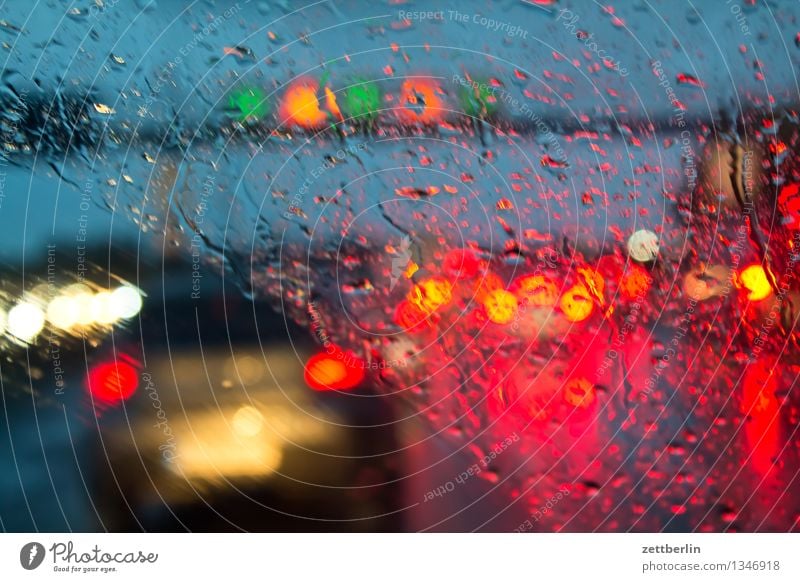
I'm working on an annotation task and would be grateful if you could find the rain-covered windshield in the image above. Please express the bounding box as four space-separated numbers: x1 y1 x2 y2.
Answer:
1 0 798 533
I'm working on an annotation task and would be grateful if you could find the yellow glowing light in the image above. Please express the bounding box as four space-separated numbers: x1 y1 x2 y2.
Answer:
408 277 453 313
232 406 265 437
738 264 772 302
7 302 45 342
484 289 518 324
559 285 594 322
514 275 558 306
563 377 596 408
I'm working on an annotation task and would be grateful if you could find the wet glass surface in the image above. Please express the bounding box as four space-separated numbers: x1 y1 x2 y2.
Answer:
0 0 799 532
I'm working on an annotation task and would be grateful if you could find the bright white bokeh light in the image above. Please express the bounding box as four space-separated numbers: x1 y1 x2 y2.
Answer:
47 296 80 329
45 284 141 330
627 229 660 263
0 307 6 334
90 291 117 324
74 292 96 326
109 285 143 319
7 302 46 342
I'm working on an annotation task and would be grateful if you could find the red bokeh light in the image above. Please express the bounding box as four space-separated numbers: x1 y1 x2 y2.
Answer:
304 346 366 391
87 360 139 404
442 248 480 279
742 357 780 475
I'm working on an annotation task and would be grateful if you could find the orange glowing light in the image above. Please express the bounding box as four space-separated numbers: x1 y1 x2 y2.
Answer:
304 347 365 391
87 361 139 404
398 79 446 123
324 86 343 122
403 260 419 279
737 264 772 302
560 285 594 322
563 377 596 408
483 289 518 325
619 265 652 300
578 267 605 303
394 299 431 332
408 277 453 313
280 79 327 128
473 272 503 303
512 274 558 306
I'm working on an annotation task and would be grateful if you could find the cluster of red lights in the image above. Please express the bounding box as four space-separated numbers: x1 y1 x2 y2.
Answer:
299 241 782 396
392 248 653 335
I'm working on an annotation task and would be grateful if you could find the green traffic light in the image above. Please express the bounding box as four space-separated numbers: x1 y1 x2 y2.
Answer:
228 87 268 122
459 79 498 118
342 80 381 121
